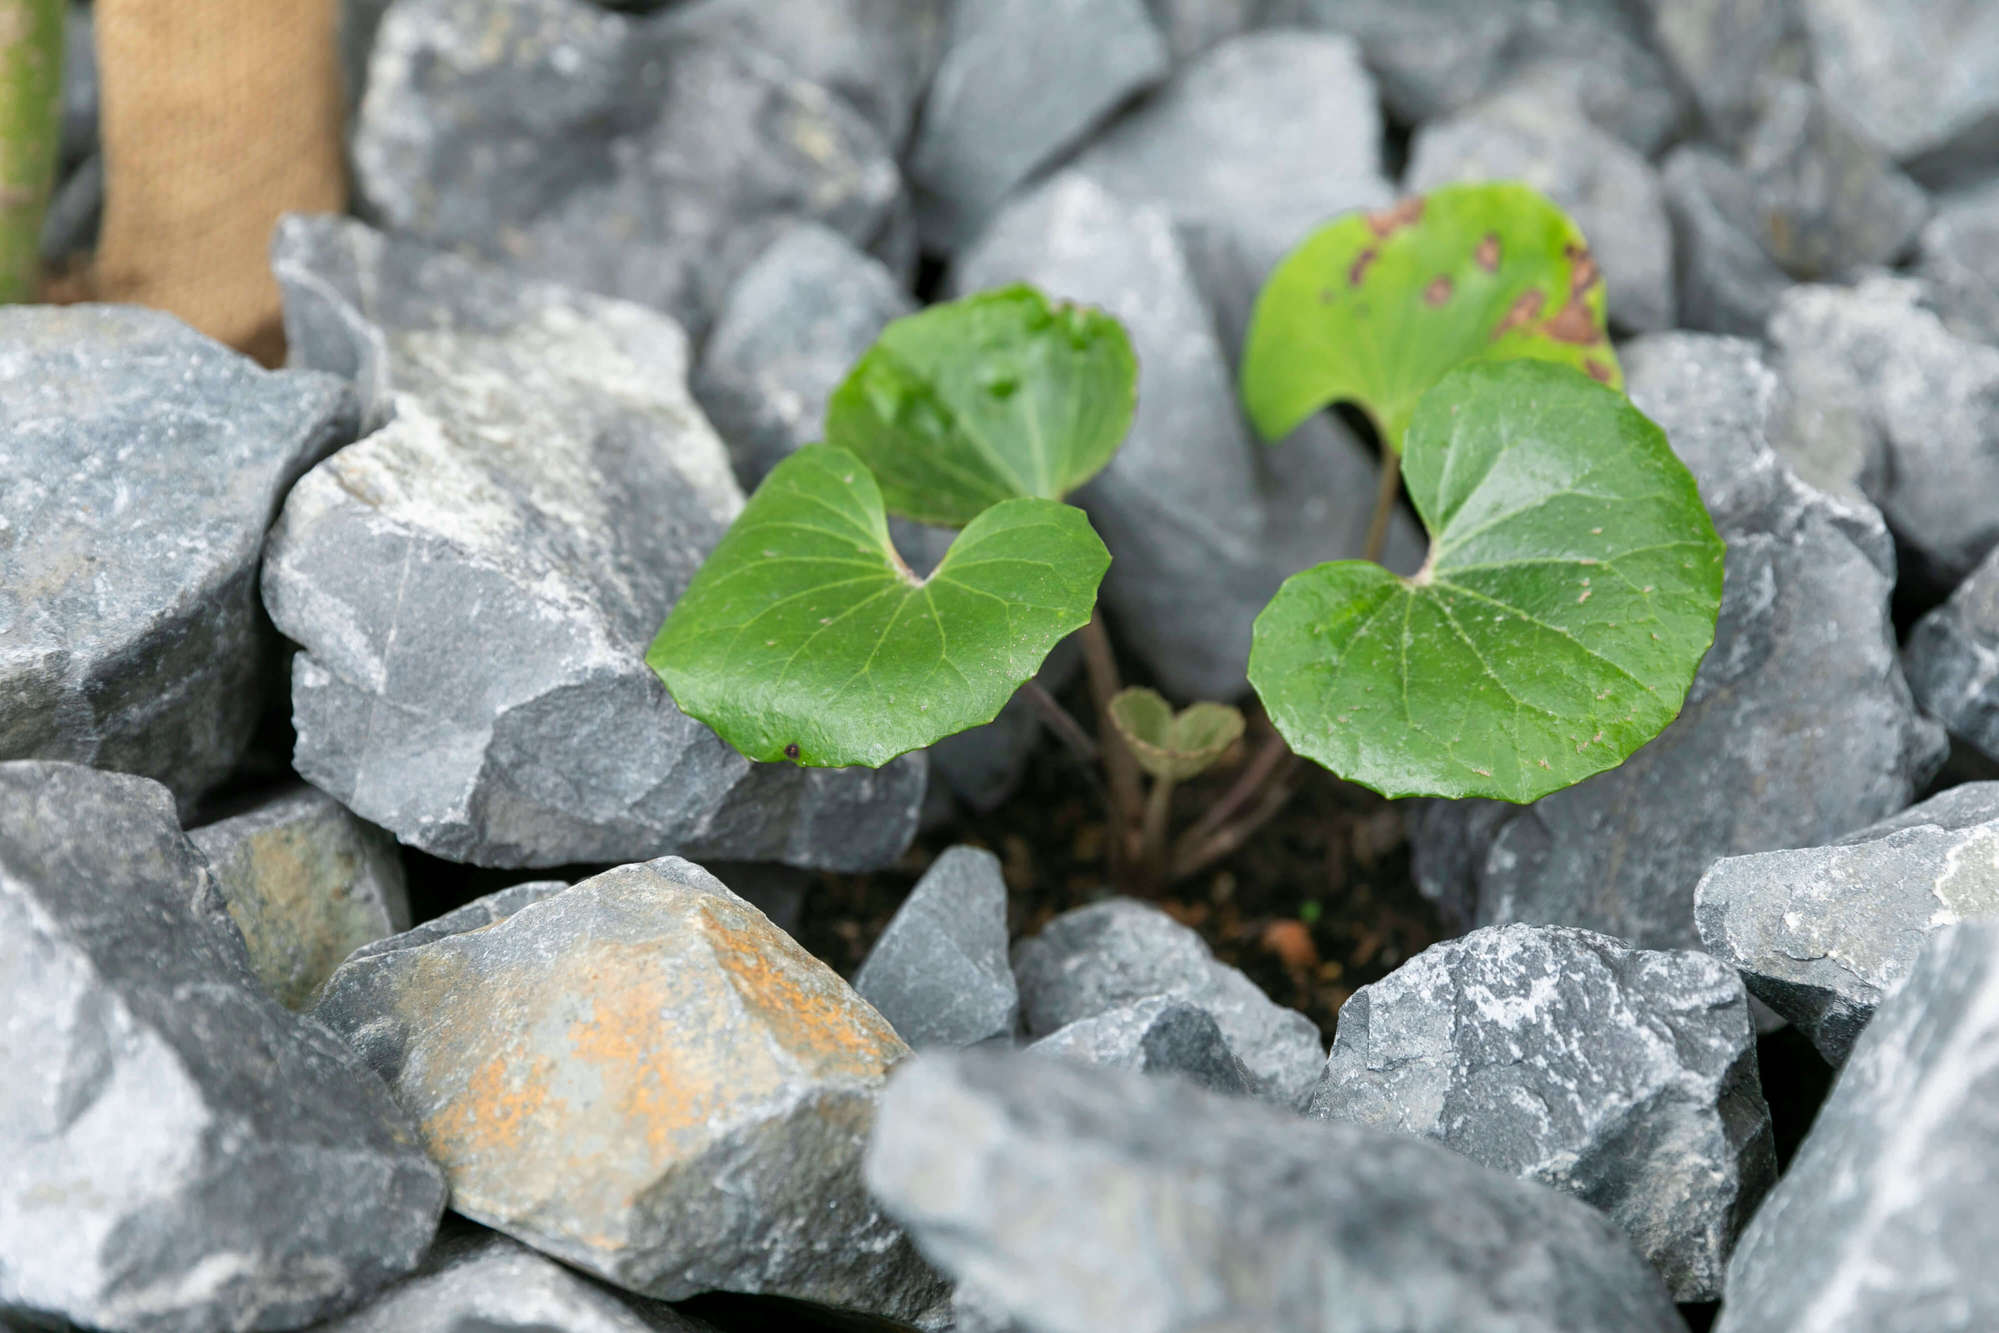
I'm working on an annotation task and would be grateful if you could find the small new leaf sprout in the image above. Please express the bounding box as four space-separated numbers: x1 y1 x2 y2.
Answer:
1248 360 1724 804
826 284 1138 527
1241 182 1619 450
1107 688 1246 783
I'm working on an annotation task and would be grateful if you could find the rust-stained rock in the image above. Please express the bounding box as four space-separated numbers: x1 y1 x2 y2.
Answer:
312 858 947 1325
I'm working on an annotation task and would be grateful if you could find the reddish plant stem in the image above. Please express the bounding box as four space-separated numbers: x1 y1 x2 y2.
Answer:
1176 732 1290 858
1362 441 1402 564
1170 774 1298 883
1080 611 1144 885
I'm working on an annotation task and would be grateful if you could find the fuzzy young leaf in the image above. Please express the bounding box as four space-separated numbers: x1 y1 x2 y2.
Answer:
1242 182 1619 449
825 285 1138 527
648 445 1110 768
1249 360 1724 803
1107 688 1246 782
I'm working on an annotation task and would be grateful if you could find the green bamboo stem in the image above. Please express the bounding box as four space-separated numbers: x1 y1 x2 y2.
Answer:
0 0 62 304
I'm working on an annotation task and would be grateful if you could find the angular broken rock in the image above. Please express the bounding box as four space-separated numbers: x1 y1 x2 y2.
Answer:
0 762 446 1333
1695 783 1999 1063
1309 924 1774 1301
1661 146 1795 336
1637 0 1810 145
0 304 355 810
1715 920 1999 1333
865 1049 1688 1333
354 0 903 335
1917 179 1999 346
1906 545 1999 766
266 214 923 871
1414 333 1945 951
1012 896 1322 1107
853 846 1018 1050
311 858 946 1322
1143 0 1268 63
1030 997 1252 1096
188 782 411 1009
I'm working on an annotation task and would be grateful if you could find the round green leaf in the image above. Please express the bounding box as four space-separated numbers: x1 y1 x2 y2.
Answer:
1249 360 1724 803
825 284 1138 527
1107 688 1247 782
648 445 1110 768
1241 182 1621 449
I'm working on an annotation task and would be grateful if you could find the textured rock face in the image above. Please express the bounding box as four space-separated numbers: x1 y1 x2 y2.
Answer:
1638 0 1808 145
1767 275 1999 588
853 846 1018 1050
1012 897 1322 1107
189 782 411 1009
1143 0 1268 62
1906 544 1999 766
311 858 945 1321
1405 83 1674 332
908 0 1166 250
1715 921 1999 1333
866 1050 1688 1333
1662 146 1796 336
1696 784 1999 1063
1917 180 1999 345
1310 924 1774 1301
0 304 355 811
1798 0 1999 183
353 0 903 335
266 214 923 871
1414 334 1945 950
0 762 445 1333
1030 997 1253 1096
952 172 1418 700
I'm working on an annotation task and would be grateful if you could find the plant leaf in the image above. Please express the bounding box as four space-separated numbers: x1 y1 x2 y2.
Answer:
1107 688 1246 782
648 444 1110 768
825 284 1138 527
1241 182 1621 449
1248 360 1724 803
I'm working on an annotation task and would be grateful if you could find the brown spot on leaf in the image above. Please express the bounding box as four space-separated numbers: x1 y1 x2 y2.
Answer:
1424 275 1453 305
1544 300 1601 345
1348 247 1378 286
1585 358 1613 383
1493 289 1545 338
1475 232 1501 271
784 743 800 760
1366 196 1425 238
1566 245 1601 295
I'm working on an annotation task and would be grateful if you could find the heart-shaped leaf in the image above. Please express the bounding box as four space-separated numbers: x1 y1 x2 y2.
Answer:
1241 182 1620 450
825 284 1138 527
648 445 1110 768
1107 688 1246 782
1249 359 1724 803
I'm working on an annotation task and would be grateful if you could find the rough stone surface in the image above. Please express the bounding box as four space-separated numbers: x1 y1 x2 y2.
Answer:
354 0 903 336
1406 83 1675 332
0 305 355 811
1662 146 1796 336
267 213 923 871
952 172 1419 700
0 762 445 1333
1715 920 1999 1333
1696 784 1999 1063
692 221 912 489
311 857 945 1321
1012 896 1323 1107
907 0 1167 251
1030 997 1253 1096
1638 0 1809 145
1414 333 1945 951
866 1049 1688 1333
341 880 567 967
1799 0 1999 184
853 846 1018 1050
1907 546 1999 765
1765 275 1999 587
1917 180 1999 345
1309 924 1774 1301
188 783 411 1010
1143 0 1268 62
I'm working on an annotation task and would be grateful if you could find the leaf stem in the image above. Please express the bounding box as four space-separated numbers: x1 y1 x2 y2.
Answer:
1176 732 1291 858
1170 773 1298 883
1021 680 1099 765
1138 774 1177 888
1361 441 1402 565
1080 610 1145 884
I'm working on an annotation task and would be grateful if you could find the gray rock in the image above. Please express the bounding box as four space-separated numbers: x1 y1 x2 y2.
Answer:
189 783 411 1009
1662 146 1796 336
865 1049 1689 1333
60 4 96 168
693 221 912 489
39 152 102 265
1143 0 1269 62
0 304 355 811
1907 546 1999 765
1414 334 1946 952
340 880 567 966
1917 180 1999 345
1637 0 1809 145
1309 924 1774 1301
1715 920 1999 1333
1012 896 1323 1107
1405 83 1675 333
354 0 903 336
854 846 1018 1049
267 214 923 871
312 857 946 1322
1031 997 1253 1096
908 0 1168 251
1765 274 1999 586
1695 784 1999 1063
952 172 1418 700
0 762 445 1333
1799 0 1999 185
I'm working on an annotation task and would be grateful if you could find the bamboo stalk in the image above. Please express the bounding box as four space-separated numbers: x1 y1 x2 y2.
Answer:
0 0 62 303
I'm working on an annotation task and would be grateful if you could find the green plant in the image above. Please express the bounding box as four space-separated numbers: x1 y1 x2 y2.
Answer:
648 185 1724 890
0 0 64 303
